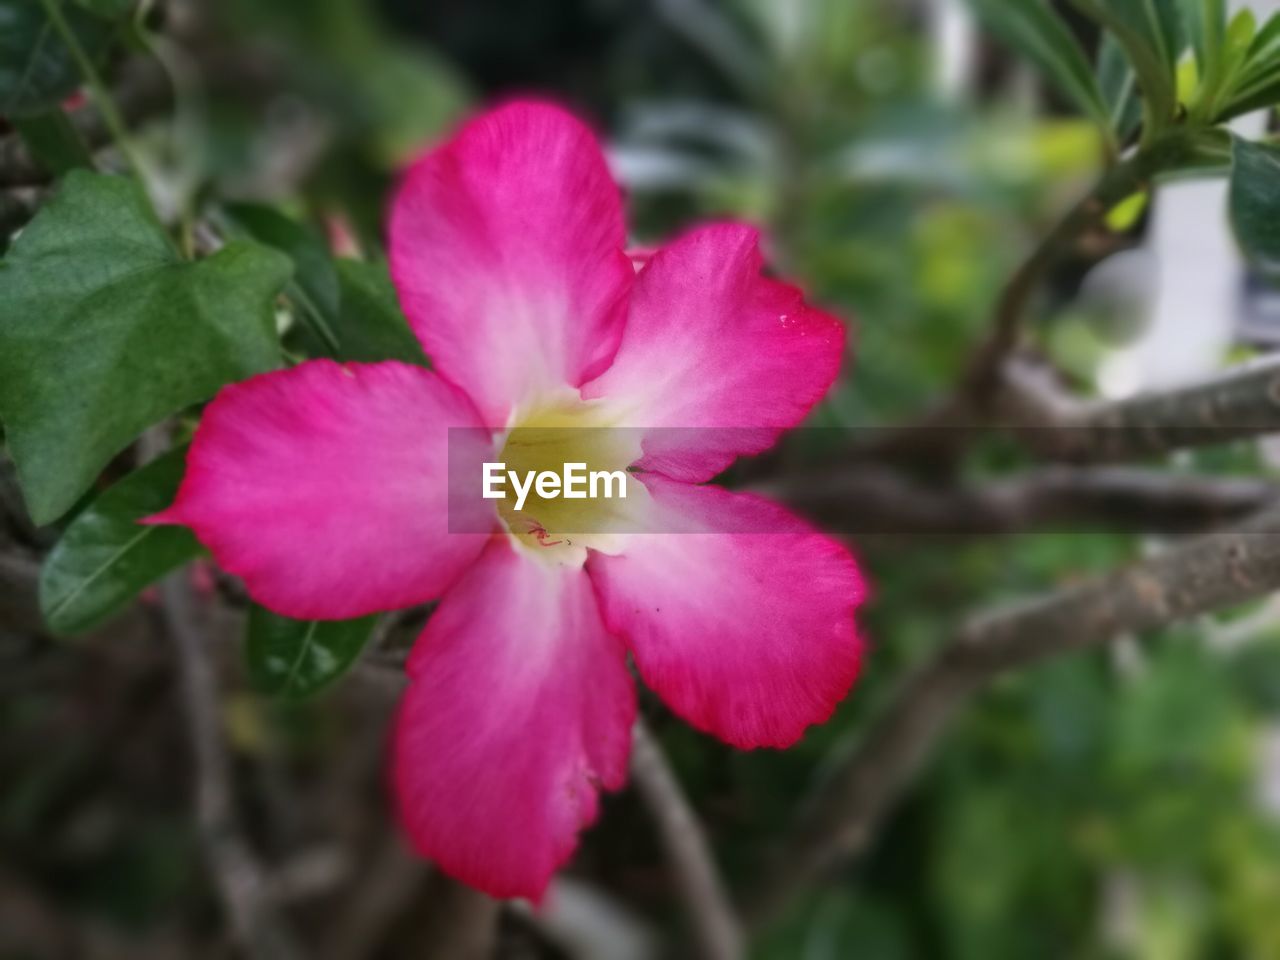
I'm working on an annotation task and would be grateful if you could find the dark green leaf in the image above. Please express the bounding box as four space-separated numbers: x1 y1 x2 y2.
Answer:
967 0 1112 134
0 0 110 117
0 171 290 525
332 259 428 366
39 448 202 635
1229 137 1280 276
1217 12 1280 119
10 108 92 175
224 203 341 345
246 605 378 699
1073 0 1182 128
1176 0 1225 78
1098 33 1143 142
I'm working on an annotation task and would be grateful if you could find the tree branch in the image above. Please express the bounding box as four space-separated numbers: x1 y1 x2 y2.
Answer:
764 464 1274 536
631 720 744 960
748 504 1280 924
1001 354 1280 461
849 133 1229 467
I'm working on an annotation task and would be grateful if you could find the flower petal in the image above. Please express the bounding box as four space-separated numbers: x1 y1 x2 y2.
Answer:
148 360 494 620
393 538 635 899
586 476 865 749
583 223 845 481
389 101 633 427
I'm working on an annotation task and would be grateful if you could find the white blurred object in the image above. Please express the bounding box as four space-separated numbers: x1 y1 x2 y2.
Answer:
1104 0 1280 394
1257 726 1280 818
929 0 977 99
1080 249 1160 343
519 877 657 960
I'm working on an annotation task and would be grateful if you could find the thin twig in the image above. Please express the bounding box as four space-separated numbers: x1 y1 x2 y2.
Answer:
630 720 744 960
748 504 1280 924
35 0 145 179
321 832 430 960
155 571 301 959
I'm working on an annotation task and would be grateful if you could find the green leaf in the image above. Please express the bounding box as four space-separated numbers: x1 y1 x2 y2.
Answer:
245 605 378 699
224 203 341 351
39 448 202 635
1073 0 1182 130
221 205 426 364
1177 0 1225 78
1216 12 1280 120
967 0 1113 136
332 259 428 366
1229 137 1280 277
0 171 290 525
10 108 92 175
1098 33 1143 142
0 0 110 117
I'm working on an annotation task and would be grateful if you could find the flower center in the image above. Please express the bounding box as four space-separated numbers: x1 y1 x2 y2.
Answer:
494 392 643 566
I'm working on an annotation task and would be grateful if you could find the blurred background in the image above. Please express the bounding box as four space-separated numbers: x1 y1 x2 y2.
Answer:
5 0 1280 957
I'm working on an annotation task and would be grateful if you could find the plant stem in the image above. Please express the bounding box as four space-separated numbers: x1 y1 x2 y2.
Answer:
36 0 143 180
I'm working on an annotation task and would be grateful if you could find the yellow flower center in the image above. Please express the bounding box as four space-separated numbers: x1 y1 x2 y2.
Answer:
493 391 644 566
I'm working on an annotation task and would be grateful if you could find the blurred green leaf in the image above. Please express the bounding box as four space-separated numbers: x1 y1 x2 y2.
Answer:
1229 137 1280 276
221 0 467 166
1177 0 1226 80
39 448 201 635
225 203 342 352
0 172 289 525
1098 33 1143 142
222 207 427 365
246 605 378 699
332 259 428 366
0 0 110 116
1216 12 1280 120
1073 0 1182 130
10 108 92 175
967 0 1113 137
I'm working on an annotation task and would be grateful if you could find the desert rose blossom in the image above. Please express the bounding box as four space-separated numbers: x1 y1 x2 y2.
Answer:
148 101 866 899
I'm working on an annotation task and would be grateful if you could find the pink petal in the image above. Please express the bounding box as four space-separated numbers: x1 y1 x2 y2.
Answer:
393 539 635 899
586 475 866 749
148 360 494 620
583 223 846 481
389 101 633 427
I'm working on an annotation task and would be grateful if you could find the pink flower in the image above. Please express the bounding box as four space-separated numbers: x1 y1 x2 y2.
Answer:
149 101 866 899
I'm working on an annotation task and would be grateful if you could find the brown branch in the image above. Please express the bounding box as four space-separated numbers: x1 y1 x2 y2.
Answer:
155 572 301 959
1002 354 1280 461
631 719 744 960
0 553 42 633
747 504 1280 924
411 875 500 960
321 832 429 960
764 464 1274 536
